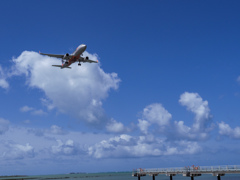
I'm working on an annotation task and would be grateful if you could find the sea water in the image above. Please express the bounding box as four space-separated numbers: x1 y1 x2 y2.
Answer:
0 172 240 180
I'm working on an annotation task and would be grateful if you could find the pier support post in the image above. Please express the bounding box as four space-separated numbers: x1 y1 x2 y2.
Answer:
152 175 155 180
167 174 175 180
138 176 140 180
212 173 224 180
191 177 194 180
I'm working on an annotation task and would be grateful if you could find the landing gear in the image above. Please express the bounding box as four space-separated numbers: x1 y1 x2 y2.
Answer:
78 63 81 66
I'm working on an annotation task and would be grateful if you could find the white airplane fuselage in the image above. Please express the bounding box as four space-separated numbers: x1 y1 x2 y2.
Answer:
61 44 87 68
40 44 98 69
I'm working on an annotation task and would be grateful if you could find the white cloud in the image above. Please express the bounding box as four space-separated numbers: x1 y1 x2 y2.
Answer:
50 125 67 135
20 106 34 112
162 141 201 155
142 103 172 126
0 121 203 165
177 141 202 154
10 51 120 125
173 120 208 140
174 121 192 138
0 65 9 89
0 125 113 161
179 92 211 131
0 79 9 89
88 134 202 159
174 92 213 140
51 139 79 155
40 98 55 110
106 119 125 133
136 93 213 141
218 121 240 139
88 134 140 158
137 119 151 134
20 105 47 115
3 143 35 160
0 118 10 134
137 103 172 134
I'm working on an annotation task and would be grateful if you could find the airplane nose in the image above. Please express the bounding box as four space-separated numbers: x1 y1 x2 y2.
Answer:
82 44 87 50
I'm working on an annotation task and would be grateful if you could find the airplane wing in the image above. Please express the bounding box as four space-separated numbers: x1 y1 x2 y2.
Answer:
52 65 71 69
83 59 98 63
52 65 63 67
40 52 64 59
78 57 98 63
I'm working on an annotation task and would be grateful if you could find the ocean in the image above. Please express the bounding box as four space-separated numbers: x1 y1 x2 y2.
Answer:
0 172 240 180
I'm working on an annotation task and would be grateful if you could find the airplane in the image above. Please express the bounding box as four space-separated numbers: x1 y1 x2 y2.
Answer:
39 44 98 69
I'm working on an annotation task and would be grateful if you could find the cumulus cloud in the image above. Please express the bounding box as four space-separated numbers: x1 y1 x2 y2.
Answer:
0 122 203 162
106 119 125 133
0 79 9 89
136 93 213 140
137 119 151 134
88 134 202 159
142 103 172 126
179 92 211 131
137 103 172 134
218 121 240 139
0 125 107 161
3 143 35 160
9 51 120 125
88 134 139 158
176 141 202 154
51 139 80 156
173 120 209 140
0 65 9 89
171 92 213 140
173 121 192 138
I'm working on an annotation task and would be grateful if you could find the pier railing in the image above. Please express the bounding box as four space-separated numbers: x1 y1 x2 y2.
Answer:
133 165 240 174
133 165 240 180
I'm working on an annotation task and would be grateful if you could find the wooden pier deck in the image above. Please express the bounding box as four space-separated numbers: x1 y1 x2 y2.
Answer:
132 165 240 180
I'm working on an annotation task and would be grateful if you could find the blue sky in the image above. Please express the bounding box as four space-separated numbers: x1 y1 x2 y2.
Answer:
1 0 240 175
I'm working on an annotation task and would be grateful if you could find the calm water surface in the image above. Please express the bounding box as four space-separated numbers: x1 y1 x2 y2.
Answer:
0 172 240 180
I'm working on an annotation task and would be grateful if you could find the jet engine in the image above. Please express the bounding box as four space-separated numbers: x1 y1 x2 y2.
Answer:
63 53 69 59
85 56 89 60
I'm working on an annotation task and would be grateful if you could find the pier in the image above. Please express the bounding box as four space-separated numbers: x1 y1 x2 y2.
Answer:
132 165 240 180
